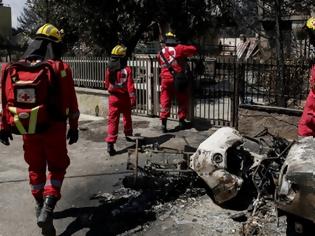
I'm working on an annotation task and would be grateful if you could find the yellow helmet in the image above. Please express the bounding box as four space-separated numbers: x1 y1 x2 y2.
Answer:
165 32 175 38
36 23 64 43
306 17 315 31
111 45 127 57
165 32 177 45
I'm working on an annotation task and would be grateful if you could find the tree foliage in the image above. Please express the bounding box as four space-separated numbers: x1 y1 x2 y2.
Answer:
18 0 314 56
18 0 234 55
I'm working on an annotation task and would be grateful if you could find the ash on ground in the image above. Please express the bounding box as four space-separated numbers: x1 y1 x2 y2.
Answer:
90 185 286 236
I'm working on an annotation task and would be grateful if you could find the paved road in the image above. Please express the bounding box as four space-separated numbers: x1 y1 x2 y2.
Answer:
0 114 212 236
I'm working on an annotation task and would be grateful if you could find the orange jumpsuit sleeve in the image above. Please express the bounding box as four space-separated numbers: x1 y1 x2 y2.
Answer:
175 44 198 58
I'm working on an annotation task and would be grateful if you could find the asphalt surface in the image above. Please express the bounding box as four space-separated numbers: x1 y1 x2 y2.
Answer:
0 114 213 236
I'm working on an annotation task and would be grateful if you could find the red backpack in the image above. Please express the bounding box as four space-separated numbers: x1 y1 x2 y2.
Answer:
1 60 64 135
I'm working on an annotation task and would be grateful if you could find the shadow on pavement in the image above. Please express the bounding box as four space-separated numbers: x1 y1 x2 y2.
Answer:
192 119 212 131
55 180 203 236
55 133 202 235
55 162 206 236
54 191 157 236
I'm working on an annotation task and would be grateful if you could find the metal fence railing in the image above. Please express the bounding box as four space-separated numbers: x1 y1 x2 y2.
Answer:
63 57 108 89
1 56 311 127
63 56 312 127
63 56 239 126
240 59 310 109
192 57 237 126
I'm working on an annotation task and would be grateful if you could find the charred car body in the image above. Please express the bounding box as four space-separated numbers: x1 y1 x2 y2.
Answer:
190 127 315 235
125 127 314 235
276 136 315 235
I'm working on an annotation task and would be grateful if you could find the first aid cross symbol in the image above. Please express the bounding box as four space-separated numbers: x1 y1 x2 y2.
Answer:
21 93 30 102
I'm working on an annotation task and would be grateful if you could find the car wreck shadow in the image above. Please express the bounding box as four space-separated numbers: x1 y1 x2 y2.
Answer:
192 119 212 132
55 191 157 236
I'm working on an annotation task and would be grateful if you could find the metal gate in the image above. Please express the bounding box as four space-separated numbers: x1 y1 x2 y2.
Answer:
130 56 237 126
191 57 238 127
63 56 238 127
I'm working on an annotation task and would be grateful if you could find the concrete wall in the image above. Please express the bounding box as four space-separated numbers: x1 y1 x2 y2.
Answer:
75 87 109 118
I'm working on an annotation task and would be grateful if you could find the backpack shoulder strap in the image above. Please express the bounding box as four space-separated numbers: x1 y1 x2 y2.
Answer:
160 51 176 76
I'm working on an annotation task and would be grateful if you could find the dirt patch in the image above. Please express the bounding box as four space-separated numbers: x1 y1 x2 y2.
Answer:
79 120 150 142
238 108 300 140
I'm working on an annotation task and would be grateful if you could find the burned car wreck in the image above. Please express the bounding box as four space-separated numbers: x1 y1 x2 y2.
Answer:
190 127 315 235
121 127 314 235
276 136 315 235
189 127 252 205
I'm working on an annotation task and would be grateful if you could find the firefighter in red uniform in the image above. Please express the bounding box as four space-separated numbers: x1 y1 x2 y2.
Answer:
0 23 79 236
104 45 136 156
158 32 197 132
298 17 315 136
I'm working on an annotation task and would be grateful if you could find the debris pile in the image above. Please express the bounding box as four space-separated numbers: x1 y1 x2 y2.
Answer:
88 127 315 235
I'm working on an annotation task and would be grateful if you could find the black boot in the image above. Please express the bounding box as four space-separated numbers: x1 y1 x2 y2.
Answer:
107 142 117 156
35 198 43 218
161 119 167 133
37 196 57 236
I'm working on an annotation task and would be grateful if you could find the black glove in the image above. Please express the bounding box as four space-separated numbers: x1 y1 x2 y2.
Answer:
67 128 79 145
0 129 13 146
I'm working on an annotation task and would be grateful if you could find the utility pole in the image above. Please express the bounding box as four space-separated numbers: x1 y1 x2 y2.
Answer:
274 0 286 107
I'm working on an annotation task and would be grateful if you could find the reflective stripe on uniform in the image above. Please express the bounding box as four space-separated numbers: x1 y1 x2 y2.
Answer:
8 106 40 135
46 179 62 188
28 106 40 134
8 107 27 134
31 183 45 190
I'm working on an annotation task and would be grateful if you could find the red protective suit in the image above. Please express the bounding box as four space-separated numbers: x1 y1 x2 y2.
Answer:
298 65 315 136
158 44 197 120
104 66 136 143
0 60 79 200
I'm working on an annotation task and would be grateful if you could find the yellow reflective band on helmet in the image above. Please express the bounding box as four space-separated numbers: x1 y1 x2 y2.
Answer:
36 23 63 43
61 70 67 78
306 17 315 30
111 45 127 57
28 106 40 134
165 32 175 38
8 107 27 135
